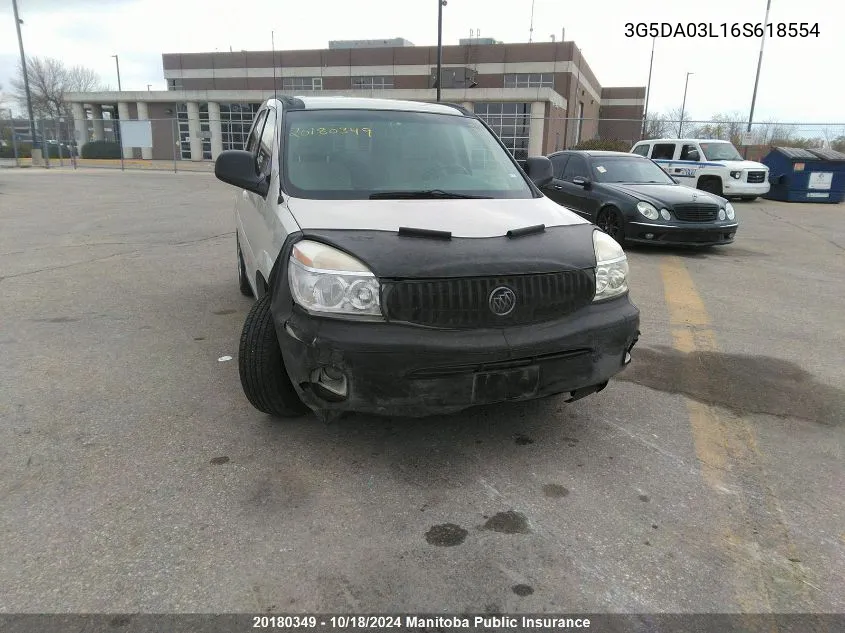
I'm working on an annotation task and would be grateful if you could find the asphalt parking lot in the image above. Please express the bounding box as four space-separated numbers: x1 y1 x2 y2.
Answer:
0 169 843 614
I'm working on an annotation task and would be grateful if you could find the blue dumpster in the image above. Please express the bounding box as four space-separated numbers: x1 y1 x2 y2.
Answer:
762 146 845 203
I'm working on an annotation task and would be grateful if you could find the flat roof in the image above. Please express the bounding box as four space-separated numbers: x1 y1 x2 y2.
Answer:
293 96 465 115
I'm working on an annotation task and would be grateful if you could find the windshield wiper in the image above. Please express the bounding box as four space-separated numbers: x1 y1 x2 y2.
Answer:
507 224 545 238
369 189 492 199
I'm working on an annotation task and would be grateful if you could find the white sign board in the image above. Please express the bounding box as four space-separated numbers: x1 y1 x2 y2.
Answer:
740 132 753 146
808 172 833 190
119 120 153 148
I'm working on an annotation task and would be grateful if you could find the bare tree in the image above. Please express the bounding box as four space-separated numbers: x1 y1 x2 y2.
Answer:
642 113 672 139
10 56 106 119
693 111 746 144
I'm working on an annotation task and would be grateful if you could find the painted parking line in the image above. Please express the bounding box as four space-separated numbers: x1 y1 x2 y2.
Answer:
659 256 816 615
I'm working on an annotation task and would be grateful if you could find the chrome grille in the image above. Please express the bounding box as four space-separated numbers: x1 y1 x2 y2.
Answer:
381 271 595 328
673 204 719 222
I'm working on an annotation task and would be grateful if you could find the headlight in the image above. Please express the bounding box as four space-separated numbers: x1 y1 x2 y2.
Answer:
725 202 735 220
593 230 629 302
636 201 659 220
730 170 742 179
660 208 671 221
288 240 382 318
718 208 726 221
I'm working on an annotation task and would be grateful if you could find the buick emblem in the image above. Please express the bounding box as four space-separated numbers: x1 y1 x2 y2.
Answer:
488 286 517 316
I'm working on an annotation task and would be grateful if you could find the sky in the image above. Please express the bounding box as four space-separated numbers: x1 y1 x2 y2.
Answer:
0 0 843 123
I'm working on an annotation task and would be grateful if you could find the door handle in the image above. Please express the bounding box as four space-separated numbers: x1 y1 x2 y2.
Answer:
553 184 563 190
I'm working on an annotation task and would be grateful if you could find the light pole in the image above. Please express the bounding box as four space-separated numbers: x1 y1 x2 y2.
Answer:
745 0 772 155
12 0 37 144
678 71 693 137
111 54 122 91
436 0 446 102
641 36 656 138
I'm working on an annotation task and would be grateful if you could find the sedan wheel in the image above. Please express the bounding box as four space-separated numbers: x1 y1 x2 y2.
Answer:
597 208 626 246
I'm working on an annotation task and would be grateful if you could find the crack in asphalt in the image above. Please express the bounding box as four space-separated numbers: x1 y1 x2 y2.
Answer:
758 208 845 252
0 232 233 281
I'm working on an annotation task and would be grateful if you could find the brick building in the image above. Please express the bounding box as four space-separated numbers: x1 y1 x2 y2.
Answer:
66 39 645 161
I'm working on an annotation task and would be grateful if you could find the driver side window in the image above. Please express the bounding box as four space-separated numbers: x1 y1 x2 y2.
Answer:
245 110 268 153
680 144 700 161
562 155 589 181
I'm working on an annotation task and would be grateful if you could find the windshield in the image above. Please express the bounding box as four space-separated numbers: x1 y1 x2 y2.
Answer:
700 142 743 161
591 156 676 184
283 109 533 200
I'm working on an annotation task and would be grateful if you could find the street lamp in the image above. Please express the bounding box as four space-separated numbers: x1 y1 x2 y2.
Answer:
436 0 447 102
745 0 772 155
111 54 122 91
678 71 693 137
641 36 656 138
11 0 37 145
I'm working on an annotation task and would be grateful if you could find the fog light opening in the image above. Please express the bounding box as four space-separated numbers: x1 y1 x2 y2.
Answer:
645 233 654 240
310 366 348 401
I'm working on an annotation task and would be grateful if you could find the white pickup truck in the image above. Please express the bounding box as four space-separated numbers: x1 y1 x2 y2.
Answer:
630 138 770 200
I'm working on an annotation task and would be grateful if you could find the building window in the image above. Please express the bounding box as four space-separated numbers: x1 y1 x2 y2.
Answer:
220 103 262 151
473 102 531 163
351 76 394 90
504 73 553 88
281 76 323 91
176 103 212 160
167 78 183 91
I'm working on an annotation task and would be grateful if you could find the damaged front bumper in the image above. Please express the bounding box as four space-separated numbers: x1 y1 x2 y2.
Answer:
276 296 640 417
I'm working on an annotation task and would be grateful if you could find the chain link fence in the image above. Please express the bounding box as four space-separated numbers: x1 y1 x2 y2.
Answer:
3 115 844 172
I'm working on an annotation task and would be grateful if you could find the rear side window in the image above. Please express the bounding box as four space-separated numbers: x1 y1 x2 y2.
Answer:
651 143 676 160
632 144 649 157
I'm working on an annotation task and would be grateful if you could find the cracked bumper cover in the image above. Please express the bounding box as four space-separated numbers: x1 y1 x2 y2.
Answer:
276 296 640 417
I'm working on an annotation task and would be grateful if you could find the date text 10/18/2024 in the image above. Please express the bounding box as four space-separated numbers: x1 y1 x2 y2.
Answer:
625 22 820 38
252 615 592 629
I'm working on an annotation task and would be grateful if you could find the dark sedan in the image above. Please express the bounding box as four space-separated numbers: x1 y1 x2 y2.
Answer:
540 151 739 246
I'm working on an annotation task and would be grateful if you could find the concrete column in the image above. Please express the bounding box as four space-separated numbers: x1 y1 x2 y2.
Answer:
136 101 153 159
186 101 202 161
92 104 105 141
207 101 223 160
71 102 87 149
528 101 546 157
116 101 132 159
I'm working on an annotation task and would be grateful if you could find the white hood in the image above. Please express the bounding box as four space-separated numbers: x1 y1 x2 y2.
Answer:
287 196 588 238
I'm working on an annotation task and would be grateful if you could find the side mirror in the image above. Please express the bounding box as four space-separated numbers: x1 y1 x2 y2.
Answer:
524 156 554 188
215 150 269 197
687 151 700 162
572 176 592 189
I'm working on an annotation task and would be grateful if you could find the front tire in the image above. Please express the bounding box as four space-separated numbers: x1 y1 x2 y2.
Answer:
596 207 626 246
697 177 723 197
238 295 308 417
